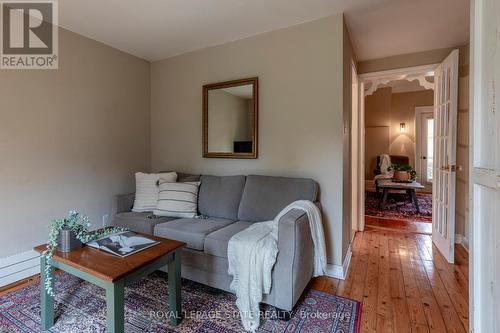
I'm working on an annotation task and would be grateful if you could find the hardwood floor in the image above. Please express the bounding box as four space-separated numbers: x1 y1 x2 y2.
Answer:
1 228 469 333
365 216 432 235
310 227 469 333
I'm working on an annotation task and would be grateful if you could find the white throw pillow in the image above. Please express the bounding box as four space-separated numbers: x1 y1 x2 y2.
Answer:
132 172 177 212
154 180 200 218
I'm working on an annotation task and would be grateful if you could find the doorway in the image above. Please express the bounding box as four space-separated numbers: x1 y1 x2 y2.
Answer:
359 65 436 235
354 50 462 264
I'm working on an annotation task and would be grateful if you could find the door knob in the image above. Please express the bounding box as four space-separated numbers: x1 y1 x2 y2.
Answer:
440 165 462 172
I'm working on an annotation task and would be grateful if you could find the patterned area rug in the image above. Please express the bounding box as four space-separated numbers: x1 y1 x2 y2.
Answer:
0 271 361 333
365 191 433 222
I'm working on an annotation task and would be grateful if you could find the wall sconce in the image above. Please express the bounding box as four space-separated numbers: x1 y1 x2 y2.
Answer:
400 122 406 133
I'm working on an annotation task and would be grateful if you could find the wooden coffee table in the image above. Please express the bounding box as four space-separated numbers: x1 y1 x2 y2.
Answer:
34 234 185 333
377 179 425 213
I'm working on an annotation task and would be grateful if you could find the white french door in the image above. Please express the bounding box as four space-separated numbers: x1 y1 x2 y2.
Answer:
432 49 459 263
470 0 500 331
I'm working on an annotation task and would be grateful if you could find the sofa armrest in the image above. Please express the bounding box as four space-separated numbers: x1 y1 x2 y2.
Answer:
112 193 135 215
269 208 314 311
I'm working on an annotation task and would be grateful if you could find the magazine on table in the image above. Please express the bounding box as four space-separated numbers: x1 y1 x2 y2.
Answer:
86 231 159 257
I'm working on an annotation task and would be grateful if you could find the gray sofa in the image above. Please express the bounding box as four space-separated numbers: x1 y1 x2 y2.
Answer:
111 173 319 313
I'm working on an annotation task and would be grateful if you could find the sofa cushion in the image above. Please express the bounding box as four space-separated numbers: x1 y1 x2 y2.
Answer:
154 181 200 218
160 171 201 183
178 172 201 182
111 212 176 235
204 221 253 258
154 218 234 250
198 175 246 220
132 172 177 212
237 175 318 222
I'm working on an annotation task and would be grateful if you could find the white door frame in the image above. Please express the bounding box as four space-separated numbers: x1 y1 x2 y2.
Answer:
351 62 361 233
350 63 366 232
415 106 434 191
358 81 366 231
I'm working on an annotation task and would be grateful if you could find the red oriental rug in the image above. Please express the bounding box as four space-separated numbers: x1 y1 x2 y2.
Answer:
365 191 432 223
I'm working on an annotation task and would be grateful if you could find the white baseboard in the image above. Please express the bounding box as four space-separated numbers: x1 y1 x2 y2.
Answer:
461 236 469 252
454 234 469 252
324 245 352 280
0 250 40 288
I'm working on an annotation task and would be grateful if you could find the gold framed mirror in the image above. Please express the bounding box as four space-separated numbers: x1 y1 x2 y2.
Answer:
203 77 258 159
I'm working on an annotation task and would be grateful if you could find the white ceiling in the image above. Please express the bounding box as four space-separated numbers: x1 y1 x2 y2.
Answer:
346 0 470 61
58 0 470 62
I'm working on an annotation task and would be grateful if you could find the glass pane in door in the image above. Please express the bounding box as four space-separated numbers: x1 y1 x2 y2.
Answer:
427 118 434 182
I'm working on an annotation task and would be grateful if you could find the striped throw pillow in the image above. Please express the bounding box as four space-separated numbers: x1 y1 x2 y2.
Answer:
132 172 177 212
154 181 201 218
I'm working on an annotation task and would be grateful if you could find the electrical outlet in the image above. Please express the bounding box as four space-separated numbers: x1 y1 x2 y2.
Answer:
102 214 109 227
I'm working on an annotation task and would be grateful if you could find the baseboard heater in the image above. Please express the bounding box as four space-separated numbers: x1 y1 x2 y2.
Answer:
0 250 40 288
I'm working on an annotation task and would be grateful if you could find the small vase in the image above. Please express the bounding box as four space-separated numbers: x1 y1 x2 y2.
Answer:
57 228 82 252
394 171 411 181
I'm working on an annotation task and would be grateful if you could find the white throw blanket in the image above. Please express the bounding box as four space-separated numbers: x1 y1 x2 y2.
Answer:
379 154 392 175
227 200 327 332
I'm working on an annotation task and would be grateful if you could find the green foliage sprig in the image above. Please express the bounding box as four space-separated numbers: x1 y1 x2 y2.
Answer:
42 210 126 296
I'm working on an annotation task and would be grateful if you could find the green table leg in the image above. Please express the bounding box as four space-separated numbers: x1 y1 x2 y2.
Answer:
380 187 389 209
105 280 125 333
410 189 421 213
40 257 54 330
168 249 182 325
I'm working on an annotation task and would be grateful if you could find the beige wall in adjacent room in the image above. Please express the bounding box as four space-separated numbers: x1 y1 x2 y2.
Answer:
365 87 391 127
151 14 348 266
0 28 151 258
365 87 391 179
364 87 433 179
390 90 434 168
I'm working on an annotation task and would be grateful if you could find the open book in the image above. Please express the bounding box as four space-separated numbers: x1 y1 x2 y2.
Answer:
86 231 159 257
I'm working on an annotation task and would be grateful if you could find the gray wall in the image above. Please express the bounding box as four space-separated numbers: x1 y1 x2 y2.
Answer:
151 14 347 266
0 28 151 258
